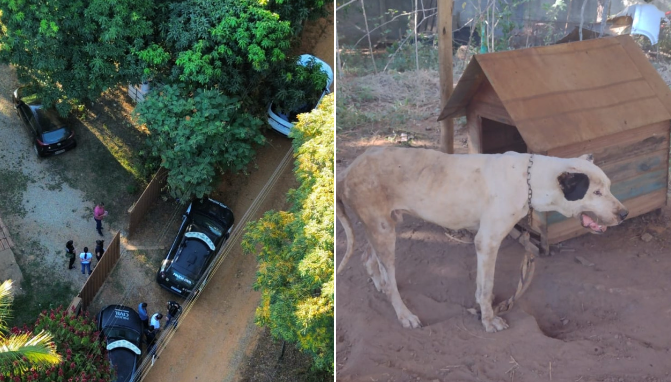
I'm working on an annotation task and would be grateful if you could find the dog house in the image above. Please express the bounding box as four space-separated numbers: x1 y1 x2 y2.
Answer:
438 35 671 253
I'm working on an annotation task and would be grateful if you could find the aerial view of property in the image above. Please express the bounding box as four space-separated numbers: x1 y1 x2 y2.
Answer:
0 1 334 381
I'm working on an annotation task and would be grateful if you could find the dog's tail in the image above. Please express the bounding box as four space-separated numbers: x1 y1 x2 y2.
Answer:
336 178 355 274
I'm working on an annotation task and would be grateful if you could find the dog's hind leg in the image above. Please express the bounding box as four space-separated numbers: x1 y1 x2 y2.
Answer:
362 243 386 292
366 218 422 329
474 231 509 333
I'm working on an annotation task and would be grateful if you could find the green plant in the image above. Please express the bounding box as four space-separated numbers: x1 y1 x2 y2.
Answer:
134 84 265 199
541 0 567 45
0 0 155 115
0 280 61 377
243 94 334 374
2 305 114 381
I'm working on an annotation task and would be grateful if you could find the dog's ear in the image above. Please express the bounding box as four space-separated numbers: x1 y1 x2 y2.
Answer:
558 172 590 201
578 153 594 163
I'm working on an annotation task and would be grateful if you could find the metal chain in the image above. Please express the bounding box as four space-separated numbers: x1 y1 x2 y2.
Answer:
527 154 534 227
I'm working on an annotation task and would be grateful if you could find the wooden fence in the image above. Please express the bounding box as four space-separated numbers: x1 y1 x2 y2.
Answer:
128 167 168 237
69 232 121 311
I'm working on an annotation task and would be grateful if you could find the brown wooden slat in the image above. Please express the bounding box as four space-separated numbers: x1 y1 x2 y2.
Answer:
473 101 515 126
507 78 657 123
477 36 637 102
438 59 486 120
547 121 669 161
473 80 505 106
548 188 666 244
600 149 668 183
517 97 670 152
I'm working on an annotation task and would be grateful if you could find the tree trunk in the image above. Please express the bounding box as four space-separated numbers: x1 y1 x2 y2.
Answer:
438 0 454 153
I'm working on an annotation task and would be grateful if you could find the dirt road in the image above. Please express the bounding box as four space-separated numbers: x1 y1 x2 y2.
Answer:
142 10 334 382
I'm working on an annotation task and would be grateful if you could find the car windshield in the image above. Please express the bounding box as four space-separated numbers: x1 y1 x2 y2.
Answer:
103 327 141 344
191 213 225 238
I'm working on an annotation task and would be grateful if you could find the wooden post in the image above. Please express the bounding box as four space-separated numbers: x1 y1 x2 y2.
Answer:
438 0 454 153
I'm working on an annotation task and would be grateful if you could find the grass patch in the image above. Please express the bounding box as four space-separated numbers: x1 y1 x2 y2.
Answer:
340 42 440 76
43 87 158 226
10 240 77 326
337 70 440 132
0 168 33 217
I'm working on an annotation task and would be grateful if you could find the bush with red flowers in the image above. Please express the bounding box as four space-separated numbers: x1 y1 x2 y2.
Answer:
0 306 115 382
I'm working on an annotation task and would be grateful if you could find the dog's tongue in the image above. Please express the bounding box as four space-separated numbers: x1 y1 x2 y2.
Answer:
582 214 607 232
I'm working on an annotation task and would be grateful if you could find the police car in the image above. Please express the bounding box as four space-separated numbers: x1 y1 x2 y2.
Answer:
96 305 143 382
156 197 235 297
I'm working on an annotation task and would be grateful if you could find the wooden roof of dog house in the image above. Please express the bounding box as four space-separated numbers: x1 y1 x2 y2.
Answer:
438 35 671 153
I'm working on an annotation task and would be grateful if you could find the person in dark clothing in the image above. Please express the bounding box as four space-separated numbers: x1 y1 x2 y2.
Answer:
94 239 105 264
143 325 157 356
65 240 76 270
165 301 182 329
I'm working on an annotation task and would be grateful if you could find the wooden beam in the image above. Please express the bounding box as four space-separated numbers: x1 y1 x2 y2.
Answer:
438 0 454 153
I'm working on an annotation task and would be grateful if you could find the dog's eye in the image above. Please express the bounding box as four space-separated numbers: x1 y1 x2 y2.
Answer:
594 190 602 196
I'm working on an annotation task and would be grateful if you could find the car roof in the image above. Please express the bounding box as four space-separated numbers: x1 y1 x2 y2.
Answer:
99 305 143 330
171 237 213 279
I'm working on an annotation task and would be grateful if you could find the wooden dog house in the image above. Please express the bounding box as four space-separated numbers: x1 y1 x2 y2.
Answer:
438 35 671 253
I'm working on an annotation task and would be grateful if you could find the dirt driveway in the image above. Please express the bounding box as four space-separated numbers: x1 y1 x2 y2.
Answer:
138 11 335 382
336 121 671 381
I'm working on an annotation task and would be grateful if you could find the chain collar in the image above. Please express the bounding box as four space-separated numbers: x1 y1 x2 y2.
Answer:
527 154 534 227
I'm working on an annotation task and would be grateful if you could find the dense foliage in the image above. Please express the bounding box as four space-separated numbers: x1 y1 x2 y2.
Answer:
242 94 334 373
0 0 332 197
1 306 114 381
0 0 154 115
133 84 265 199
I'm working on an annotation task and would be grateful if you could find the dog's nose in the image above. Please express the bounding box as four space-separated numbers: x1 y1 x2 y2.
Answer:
619 209 628 221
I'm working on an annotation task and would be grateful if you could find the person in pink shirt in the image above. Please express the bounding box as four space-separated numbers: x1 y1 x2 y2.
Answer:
94 202 108 237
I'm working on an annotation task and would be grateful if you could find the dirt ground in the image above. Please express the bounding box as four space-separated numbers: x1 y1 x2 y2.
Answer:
336 120 671 381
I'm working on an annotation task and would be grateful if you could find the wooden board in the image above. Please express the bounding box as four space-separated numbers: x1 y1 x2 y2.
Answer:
465 36 671 152
548 121 669 163
548 188 667 244
599 149 668 183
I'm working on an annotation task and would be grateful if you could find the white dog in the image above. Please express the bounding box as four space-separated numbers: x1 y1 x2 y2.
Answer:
336 147 628 332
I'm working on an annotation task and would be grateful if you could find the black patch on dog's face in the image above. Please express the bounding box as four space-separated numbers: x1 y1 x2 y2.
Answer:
558 172 590 201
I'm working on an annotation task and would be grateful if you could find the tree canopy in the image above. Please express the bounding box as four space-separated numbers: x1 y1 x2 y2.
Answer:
242 93 334 373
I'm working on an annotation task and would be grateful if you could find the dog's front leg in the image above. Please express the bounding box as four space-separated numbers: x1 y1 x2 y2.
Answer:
474 232 509 333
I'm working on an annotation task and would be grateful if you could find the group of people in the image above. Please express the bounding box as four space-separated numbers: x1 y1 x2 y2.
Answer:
65 202 108 275
138 301 183 356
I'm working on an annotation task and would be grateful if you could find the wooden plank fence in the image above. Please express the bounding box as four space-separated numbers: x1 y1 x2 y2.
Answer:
128 167 168 237
69 232 121 311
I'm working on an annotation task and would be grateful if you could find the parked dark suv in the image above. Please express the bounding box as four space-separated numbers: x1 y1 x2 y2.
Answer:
157 197 235 297
12 86 77 157
96 305 143 382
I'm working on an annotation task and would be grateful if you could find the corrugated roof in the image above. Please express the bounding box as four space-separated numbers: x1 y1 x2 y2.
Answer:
438 35 671 152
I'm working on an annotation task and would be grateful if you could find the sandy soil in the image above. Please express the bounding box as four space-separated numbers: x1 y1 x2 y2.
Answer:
336 124 671 381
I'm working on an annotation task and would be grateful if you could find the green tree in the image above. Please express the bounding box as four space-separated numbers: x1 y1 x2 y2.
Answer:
133 84 265 199
2 305 114 381
0 0 155 114
0 280 60 376
242 94 334 373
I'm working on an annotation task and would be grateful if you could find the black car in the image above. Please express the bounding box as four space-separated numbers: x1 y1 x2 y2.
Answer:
12 86 77 157
157 197 235 297
96 305 143 382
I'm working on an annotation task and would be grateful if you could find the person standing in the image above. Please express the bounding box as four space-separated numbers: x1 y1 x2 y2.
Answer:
138 302 149 330
93 202 108 237
143 325 157 357
150 313 163 332
165 301 182 329
94 240 105 264
80 247 93 276
65 240 76 270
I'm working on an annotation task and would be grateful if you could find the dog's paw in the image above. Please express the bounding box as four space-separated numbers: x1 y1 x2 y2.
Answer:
482 316 509 333
399 313 422 329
